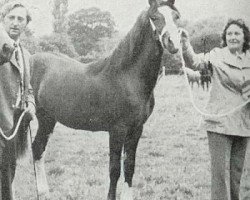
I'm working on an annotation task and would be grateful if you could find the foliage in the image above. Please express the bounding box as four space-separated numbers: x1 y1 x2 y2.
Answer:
38 33 78 58
68 7 116 56
0 0 13 8
52 0 68 33
191 33 221 54
36 0 78 58
20 28 41 54
185 16 227 53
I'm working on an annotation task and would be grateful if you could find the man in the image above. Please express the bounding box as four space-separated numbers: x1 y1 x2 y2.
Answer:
0 2 35 199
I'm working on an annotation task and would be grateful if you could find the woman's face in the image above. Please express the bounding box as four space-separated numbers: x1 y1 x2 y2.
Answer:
226 24 244 53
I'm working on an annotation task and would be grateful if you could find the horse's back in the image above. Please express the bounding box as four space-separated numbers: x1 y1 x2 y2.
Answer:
29 53 123 130
30 53 86 76
30 53 89 115
29 51 155 131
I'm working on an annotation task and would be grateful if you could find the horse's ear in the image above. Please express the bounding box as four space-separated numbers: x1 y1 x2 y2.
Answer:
148 0 157 6
148 0 158 15
167 0 175 5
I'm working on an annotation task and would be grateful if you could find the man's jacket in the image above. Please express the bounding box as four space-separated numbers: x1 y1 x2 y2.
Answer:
0 44 34 135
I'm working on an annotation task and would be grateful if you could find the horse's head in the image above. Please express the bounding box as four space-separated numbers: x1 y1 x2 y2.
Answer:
0 23 15 65
148 0 181 54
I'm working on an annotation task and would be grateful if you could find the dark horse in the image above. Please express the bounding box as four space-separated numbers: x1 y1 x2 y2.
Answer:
200 61 212 91
30 0 181 199
0 24 15 65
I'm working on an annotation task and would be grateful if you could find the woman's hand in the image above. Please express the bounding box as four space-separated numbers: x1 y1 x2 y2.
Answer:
179 28 190 50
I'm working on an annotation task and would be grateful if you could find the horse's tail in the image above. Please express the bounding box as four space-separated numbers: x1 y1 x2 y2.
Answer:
14 111 31 159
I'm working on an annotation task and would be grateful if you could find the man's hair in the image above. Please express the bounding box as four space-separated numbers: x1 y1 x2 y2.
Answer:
0 1 32 24
221 18 250 53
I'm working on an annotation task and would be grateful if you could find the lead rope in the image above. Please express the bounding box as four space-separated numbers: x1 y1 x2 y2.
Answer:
179 45 250 118
0 110 27 141
28 124 40 200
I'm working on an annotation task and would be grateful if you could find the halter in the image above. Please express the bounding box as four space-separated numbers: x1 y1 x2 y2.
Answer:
149 18 165 47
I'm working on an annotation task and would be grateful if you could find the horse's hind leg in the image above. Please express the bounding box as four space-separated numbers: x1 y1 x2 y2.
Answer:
32 108 56 200
107 127 127 200
120 125 143 200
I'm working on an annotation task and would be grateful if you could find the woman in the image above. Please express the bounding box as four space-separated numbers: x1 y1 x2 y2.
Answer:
180 19 250 200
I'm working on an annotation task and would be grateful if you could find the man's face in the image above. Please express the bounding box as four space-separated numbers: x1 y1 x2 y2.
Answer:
2 7 28 41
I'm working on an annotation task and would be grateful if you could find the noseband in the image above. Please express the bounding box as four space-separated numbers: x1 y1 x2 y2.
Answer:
149 18 162 44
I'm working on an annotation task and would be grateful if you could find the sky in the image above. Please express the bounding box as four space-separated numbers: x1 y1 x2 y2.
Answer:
19 0 250 36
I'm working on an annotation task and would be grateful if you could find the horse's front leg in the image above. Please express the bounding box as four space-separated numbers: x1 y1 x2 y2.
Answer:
107 127 127 200
32 109 56 200
34 150 49 200
120 125 143 200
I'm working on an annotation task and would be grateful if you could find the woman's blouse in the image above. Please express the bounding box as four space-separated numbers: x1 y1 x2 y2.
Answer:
183 45 250 136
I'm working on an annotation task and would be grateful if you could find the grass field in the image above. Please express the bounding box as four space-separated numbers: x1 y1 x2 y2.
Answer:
14 75 212 200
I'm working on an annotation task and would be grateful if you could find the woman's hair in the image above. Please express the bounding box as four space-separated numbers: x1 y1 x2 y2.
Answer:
221 18 250 52
0 1 32 24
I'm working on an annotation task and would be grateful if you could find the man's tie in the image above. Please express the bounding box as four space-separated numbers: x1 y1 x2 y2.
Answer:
14 47 20 67
14 44 25 109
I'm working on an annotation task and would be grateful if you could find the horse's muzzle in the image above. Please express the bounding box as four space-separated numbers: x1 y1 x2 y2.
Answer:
0 43 15 65
161 34 179 54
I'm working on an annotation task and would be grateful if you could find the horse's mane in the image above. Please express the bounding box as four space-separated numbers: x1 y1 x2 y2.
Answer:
39 9 153 76
103 9 152 72
49 51 73 60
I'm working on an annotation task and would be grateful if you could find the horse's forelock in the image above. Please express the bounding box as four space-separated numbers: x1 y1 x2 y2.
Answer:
159 2 180 16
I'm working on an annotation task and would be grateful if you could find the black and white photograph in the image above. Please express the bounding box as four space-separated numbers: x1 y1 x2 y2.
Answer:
0 0 249 199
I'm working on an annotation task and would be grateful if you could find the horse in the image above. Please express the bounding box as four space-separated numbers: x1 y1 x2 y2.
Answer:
200 61 212 91
0 23 15 64
30 0 181 199
184 67 201 89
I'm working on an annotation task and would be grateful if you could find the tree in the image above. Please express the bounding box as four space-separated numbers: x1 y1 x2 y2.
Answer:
68 7 116 56
185 16 227 53
38 0 78 57
52 0 68 33
38 33 78 58
20 28 41 54
0 0 13 7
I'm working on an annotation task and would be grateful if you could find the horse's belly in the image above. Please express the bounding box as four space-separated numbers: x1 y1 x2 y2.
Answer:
56 112 111 132
36 73 147 131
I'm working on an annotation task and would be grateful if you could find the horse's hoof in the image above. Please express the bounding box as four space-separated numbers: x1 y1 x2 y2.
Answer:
120 183 133 200
38 192 50 200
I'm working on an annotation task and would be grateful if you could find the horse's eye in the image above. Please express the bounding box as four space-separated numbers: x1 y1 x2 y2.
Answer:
150 16 157 21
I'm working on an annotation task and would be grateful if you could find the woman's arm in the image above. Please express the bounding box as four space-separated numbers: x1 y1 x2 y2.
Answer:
180 29 208 71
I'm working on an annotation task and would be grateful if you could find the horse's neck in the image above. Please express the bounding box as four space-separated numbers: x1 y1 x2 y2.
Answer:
139 33 163 93
104 20 163 95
